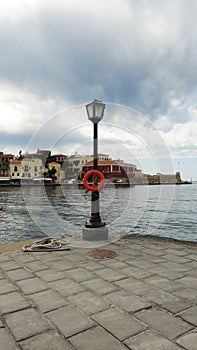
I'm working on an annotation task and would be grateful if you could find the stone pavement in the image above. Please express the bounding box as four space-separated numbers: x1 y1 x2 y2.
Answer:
0 235 197 350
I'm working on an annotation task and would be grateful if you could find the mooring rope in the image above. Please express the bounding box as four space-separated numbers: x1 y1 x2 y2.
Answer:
22 236 70 252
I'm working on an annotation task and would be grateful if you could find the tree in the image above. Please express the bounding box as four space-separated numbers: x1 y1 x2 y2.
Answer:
48 166 57 183
16 150 23 160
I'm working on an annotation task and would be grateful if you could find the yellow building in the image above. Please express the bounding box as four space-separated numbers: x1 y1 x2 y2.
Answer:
10 160 22 183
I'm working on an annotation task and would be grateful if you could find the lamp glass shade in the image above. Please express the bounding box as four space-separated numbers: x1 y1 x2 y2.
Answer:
86 99 105 123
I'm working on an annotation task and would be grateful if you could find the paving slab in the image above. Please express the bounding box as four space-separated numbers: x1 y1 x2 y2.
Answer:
92 307 147 340
178 306 197 326
99 259 129 269
162 253 191 264
177 276 197 289
5 308 52 341
28 289 68 313
0 271 5 279
68 290 110 315
94 267 127 281
0 279 17 294
23 260 49 272
19 331 74 350
65 267 96 282
0 291 31 314
104 290 151 313
5 268 35 282
173 287 197 304
81 260 105 271
13 253 38 263
16 277 49 295
121 265 153 279
69 326 128 350
176 331 197 350
157 270 188 280
114 277 158 296
0 254 11 262
35 268 67 282
0 260 22 271
143 288 191 314
0 327 20 350
143 275 185 292
46 305 95 338
136 308 193 340
46 259 76 271
124 329 183 350
49 277 85 296
81 277 118 295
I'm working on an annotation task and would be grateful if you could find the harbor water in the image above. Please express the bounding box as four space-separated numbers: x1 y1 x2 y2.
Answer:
0 183 196 244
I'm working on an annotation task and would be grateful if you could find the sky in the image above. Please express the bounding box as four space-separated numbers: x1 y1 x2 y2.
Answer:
0 0 197 180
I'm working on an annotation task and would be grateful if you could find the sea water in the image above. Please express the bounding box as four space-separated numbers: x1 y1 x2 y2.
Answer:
0 183 196 244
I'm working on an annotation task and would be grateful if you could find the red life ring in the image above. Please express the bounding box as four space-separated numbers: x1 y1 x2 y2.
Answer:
83 170 105 192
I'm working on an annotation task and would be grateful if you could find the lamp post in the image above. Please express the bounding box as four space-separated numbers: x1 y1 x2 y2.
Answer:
82 99 108 241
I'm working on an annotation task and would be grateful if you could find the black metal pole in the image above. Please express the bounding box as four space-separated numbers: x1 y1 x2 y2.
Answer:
85 122 105 227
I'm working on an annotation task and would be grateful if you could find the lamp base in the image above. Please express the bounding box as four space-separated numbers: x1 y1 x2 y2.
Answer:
82 225 109 241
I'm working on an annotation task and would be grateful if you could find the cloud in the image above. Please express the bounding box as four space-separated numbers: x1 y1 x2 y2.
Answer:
1 0 197 110
0 81 68 133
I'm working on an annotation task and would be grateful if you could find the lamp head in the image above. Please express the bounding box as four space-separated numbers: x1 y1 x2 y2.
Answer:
86 99 105 123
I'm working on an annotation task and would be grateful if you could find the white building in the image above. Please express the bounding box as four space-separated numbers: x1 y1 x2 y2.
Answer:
66 153 110 179
21 158 44 181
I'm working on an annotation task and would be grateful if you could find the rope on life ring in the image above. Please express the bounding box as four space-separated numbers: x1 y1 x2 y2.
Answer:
83 170 105 192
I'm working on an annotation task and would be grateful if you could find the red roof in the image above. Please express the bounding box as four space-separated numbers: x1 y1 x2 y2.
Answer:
11 160 22 164
0 153 13 158
52 154 66 157
84 160 135 166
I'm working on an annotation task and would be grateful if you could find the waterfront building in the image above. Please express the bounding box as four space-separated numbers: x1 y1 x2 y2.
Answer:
47 154 67 166
66 153 110 180
146 172 182 184
10 160 22 184
0 151 14 177
82 159 142 183
21 158 44 182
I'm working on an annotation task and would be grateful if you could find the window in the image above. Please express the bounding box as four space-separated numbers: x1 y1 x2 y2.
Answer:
12 173 14 176
34 166 38 171
17 173 20 176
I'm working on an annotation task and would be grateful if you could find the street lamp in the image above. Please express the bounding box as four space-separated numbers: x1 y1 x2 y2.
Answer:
82 99 108 241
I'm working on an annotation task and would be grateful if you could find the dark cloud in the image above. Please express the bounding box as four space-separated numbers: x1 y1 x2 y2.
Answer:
1 0 197 118
0 132 32 153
